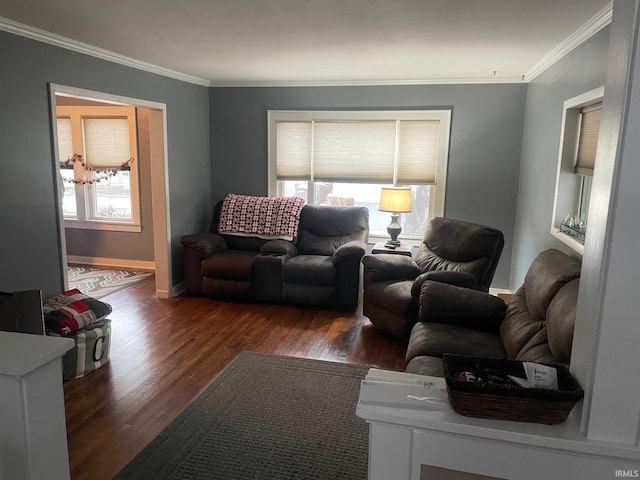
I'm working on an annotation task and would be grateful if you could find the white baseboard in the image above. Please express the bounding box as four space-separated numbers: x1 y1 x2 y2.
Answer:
67 255 155 272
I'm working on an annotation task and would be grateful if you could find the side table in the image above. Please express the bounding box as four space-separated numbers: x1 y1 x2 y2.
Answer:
371 242 413 257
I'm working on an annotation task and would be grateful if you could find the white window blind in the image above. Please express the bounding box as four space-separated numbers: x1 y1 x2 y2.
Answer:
397 121 439 185
276 119 441 185
276 122 312 179
83 118 131 168
56 117 73 162
575 102 602 176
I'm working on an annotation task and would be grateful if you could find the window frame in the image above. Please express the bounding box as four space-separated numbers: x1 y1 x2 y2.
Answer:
550 86 605 255
56 105 141 232
267 109 451 239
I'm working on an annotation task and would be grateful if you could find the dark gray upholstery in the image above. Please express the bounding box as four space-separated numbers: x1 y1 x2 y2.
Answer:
414 217 506 291
362 217 504 340
405 249 582 377
282 205 369 309
181 200 369 310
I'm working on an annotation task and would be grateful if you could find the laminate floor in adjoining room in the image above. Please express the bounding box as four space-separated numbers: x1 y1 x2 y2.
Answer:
63 276 407 480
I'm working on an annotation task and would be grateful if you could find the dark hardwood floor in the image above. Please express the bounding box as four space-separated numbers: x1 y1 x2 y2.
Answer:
63 276 407 479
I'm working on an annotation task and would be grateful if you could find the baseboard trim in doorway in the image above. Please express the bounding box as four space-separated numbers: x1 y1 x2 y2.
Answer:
67 255 155 272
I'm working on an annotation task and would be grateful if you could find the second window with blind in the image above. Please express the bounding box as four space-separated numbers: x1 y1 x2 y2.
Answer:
551 86 604 253
268 110 451 238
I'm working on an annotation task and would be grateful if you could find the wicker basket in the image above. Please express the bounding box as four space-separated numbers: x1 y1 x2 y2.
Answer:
442 354 584 425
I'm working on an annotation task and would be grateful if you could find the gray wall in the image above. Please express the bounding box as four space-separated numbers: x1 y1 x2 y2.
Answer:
510 27 610 288
209 84 528 288
0 31 211 297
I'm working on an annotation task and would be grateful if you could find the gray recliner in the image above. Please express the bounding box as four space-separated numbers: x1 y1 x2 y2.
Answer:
362 216 505 339
405 248 581 376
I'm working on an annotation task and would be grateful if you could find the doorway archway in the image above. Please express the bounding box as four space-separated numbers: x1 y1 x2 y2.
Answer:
48 84 172 298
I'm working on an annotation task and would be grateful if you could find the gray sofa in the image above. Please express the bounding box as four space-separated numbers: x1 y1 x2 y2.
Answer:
181 201 369 310
405 249 581 376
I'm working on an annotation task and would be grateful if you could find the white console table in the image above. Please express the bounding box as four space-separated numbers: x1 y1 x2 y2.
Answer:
0 331 74 480
356 369 640 480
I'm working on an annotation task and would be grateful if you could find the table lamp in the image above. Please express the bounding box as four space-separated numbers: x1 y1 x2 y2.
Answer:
378 187 412 245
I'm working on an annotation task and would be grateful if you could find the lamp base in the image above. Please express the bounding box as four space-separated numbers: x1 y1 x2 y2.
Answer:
386 213 402 245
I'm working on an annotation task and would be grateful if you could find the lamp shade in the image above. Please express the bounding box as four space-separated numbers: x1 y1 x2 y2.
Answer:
379 187 412 213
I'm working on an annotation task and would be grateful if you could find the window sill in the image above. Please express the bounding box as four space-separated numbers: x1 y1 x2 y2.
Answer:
63 219 142 233
368 233 423 247
551 228 584 255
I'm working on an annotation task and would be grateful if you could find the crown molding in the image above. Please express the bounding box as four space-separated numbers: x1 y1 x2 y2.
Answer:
0 16 210 87
209 76 527 88
525 1 613 82
1 2 613 90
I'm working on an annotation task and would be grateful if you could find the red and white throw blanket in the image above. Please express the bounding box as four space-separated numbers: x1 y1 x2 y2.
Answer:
217 193 305 241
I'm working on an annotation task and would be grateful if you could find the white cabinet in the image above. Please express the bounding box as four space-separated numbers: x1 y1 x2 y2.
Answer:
356 368 640 480
0 332 74 480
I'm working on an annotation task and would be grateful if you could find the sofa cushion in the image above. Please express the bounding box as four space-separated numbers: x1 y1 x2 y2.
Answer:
499 286 544 359
406 322 506 363
297 205 369 255
523 249 581 322
546 278 580 363
224 234 269 252
413 217 504 289
202 251 257 280
282 255 336 285
418 281 506 332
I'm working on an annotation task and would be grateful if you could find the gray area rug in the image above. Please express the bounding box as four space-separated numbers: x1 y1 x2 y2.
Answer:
115 352 370 480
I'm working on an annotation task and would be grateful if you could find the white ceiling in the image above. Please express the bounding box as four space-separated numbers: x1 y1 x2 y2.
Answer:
0 0 612 86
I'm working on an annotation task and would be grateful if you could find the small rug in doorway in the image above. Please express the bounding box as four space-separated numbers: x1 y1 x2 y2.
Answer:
67 265 153 299
115 352 370 480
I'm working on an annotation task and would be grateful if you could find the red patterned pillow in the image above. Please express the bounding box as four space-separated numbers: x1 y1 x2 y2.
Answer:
218 193 305 241
43 289 112 336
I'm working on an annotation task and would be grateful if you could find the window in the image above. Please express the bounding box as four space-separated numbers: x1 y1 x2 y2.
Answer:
268 110 451 238
551 86 604 254
56 106 141 232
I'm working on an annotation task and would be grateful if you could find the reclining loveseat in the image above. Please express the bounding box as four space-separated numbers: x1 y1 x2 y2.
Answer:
181 194 369 310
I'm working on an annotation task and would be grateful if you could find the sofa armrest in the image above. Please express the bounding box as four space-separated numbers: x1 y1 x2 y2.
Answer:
332 240 367 267
261 240 298 257
180 233 227 259
361 254 421 283
411 270 481 298
418 281 506 332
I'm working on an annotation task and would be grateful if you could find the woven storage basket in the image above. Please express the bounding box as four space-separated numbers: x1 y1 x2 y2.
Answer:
442 354 584 425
